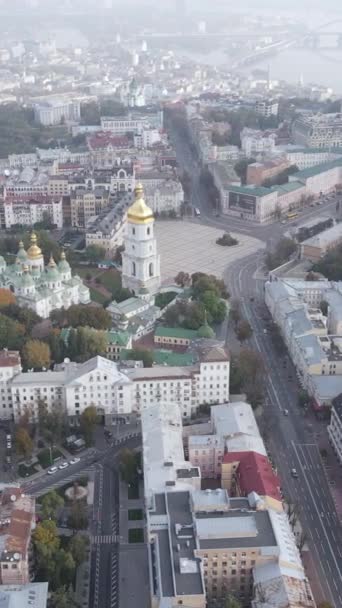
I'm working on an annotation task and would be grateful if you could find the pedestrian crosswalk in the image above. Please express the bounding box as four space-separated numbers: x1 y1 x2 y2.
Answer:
91 534 120 545
29 467 95 497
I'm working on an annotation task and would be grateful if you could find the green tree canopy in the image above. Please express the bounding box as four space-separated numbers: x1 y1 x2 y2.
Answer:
86 244 106 263
80 405 98 445
0 313 26 350
236 319 253 342
69 533 89 567
119 448 139 485
66 305 111 330
41 491 64 521
125 347 154 368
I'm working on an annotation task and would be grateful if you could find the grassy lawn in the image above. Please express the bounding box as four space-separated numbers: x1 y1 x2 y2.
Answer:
128 528 144 543
128 509 143 521
18 463 39 478
37 448 63 469
128 482 140 500
88 287 109 305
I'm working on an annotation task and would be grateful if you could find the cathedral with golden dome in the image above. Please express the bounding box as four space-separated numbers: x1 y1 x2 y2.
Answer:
0 233 90 318
122 183 161 298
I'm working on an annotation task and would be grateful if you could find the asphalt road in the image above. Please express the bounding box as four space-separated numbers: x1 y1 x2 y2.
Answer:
224 254 342 607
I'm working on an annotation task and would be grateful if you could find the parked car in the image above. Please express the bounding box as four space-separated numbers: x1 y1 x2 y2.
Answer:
283 409 289 416
47 466 58 475
69 457 81 465
58 462 69 470
291 468 299 479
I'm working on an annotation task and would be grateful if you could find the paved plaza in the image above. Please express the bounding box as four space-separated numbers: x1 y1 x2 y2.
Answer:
155 220 265 282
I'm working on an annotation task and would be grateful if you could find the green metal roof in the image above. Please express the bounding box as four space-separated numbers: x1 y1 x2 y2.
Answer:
291 157 342 180
277 181 305 194
153 350 196 367
227 185 275 197
155 326 198 340
106 331 131 347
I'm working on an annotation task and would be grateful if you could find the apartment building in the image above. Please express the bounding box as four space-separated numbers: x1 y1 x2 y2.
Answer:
3 197 63 229
70 187 110 228
188 402 266 480
48 176 70 197
4 168 49 198
241 128 276 158
85 206 126 253
1 343 229 423
265 278 342 409
255 99 279 117
328 394 342 464
0 487 35 585
0 583 48 608
0 351 21 420
292 112 342 148
300 222 342 261
144 179 184 215
284 147 342 170
289 158 342 196
144 404 314 608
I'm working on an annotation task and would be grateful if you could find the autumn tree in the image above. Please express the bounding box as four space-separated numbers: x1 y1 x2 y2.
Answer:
49 586 79 608
33 519 60 568
119 448 139 485
66 305 111 330
15 427 33 458
80 405 98 445
0 288 16 308
22 339 51 370
175 271 191 287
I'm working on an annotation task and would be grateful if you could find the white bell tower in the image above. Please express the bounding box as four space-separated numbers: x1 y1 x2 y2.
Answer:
122 184 161 298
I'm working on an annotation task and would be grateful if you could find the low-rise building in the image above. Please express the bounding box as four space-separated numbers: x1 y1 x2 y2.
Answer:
300 222 342 261
246 159 290 187
0 582 48 608
85 205 126 253
289 158 342 196
284 146 342 170
255 99 279 117
34 98 80 126
241 128 277 158
0 487 35 585
222 185 278 223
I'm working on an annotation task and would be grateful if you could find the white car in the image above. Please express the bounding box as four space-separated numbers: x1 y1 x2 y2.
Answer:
58 462 69 470
291 468 299 479
69 457 80 465
47 466 58 475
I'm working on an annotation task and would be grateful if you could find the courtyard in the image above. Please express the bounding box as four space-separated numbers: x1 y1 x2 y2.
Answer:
155 220 265 282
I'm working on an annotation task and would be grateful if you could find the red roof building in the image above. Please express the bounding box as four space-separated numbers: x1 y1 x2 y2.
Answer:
222 451 281 502
88 132 131 150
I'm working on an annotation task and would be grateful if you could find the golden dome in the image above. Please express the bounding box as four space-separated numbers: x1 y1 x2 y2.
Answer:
27 232 43 260
127 183 154 225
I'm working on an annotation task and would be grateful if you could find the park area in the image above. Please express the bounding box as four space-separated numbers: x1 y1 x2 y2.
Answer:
73 266 122 305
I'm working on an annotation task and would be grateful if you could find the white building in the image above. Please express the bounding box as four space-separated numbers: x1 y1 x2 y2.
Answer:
2 342 230 423
134 129 161 149
0 351 21 419
289 158 342 197
292 112 342 148
144 179 184 215
255 99 279 117
0 234 90 319
34 99 80 126
4 198 63 229
0 583 48 608
121 183 161 297
284 146 342 170
241 128 276 158
328 396 342 464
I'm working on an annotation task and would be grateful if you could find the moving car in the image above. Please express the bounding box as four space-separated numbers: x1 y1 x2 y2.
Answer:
291 468 299 479
283 409 289 416
47 466 58 475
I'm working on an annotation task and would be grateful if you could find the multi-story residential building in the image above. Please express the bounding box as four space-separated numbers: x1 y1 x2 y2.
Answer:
0 487 35 585
255 99 279 117
0 582 48 607
246 159 290 187
188 402 267 480
289 158 342 196
144 404 315 608
3 197 63 228
4 168 49 198
292 112 342 148
300 222 342 261
100 114 159 134
48 176 70 197
110 163 135 193
0 351 21 419
144 179 184 215
134 128 162 149
328 394 342 464
85 206 126 253
34 99 80 126
284 146 342 170
3 341 229 423
241 128 276 158
70 187 110 228
265 277 342 409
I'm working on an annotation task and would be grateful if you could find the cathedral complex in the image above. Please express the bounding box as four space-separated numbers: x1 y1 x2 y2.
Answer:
0 233 90 318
